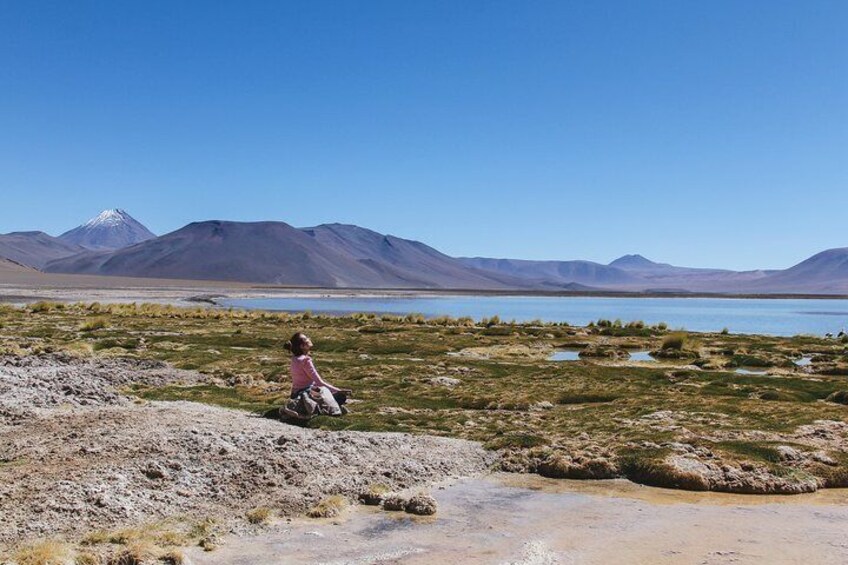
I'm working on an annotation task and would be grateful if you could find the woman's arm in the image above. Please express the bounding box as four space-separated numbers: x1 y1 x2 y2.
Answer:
304 357 340 393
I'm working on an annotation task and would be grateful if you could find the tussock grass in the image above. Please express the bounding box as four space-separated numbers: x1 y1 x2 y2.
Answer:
307 495 348 518
108 540 160 565
619 449 709 491
74 553 100 565
661 332 688 351
79 317 108 332
14 540 74 565
245 506 272 524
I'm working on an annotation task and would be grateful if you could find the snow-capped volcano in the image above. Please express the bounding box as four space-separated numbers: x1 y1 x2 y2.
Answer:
59 209 156 250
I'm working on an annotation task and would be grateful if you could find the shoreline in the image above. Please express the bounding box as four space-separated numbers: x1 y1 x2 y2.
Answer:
189 473 848 564
2 269 848 303
2 284 848 316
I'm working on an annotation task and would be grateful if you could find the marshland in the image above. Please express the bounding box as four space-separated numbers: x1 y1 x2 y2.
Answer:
2 300 848 562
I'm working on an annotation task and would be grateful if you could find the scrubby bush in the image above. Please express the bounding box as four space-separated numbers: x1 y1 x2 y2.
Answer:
14 540 74 565
307 495 348 518
245 506 272 524
79 317 107 332
29 301 63 313
661 332 688 351
403 313 426 324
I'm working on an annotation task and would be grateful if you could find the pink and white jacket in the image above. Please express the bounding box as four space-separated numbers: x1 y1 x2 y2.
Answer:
290 354 339 395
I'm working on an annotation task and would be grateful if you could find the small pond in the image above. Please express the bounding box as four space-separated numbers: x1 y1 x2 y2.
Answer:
735 368 769 375
548 350 657 362
629 351 657 362
549 350 581 361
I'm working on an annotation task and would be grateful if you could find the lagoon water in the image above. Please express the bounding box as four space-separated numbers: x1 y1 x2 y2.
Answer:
222 295 848 337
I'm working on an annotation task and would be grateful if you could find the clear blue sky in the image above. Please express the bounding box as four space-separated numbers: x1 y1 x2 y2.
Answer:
1 1 845 270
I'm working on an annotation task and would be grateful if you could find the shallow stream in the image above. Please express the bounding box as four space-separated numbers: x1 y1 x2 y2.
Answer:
190 474 848 564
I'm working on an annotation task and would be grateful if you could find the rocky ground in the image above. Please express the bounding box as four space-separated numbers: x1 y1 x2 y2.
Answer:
0 355 494 549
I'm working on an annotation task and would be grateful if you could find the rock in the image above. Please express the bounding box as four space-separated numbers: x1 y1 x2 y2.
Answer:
381 495 408 511
428 376 461 387
776 446 802 461
825 390 848 405
143 464 167 480
529 401 554 411
812 451 837 466
404 493 437 516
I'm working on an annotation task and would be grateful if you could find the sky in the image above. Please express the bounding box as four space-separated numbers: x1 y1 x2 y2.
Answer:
1 1 846 270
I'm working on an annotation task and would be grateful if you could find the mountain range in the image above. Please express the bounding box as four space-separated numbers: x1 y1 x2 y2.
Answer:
2 209 847 294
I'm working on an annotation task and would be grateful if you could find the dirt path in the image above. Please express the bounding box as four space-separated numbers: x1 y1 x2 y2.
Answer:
190 474 848 564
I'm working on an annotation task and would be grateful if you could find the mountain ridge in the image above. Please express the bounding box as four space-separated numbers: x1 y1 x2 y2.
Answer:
4 209 847 294
59 209 156 251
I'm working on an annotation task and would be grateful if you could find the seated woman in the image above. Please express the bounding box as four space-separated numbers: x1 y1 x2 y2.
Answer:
284 332 351 417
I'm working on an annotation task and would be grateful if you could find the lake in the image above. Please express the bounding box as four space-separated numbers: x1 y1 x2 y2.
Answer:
220 295 848 337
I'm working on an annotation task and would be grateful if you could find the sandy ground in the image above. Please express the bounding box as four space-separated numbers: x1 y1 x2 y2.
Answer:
189 473 848 564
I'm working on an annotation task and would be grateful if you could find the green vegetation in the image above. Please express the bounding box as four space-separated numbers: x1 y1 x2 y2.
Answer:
1 301 847 492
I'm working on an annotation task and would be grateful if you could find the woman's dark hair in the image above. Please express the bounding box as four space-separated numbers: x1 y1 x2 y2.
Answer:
284 332 309 357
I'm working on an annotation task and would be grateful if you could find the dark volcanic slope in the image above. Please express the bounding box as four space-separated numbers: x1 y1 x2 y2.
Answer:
0 232 86 269
59 209 156 251
302 224 533 289
46 221 395 286
459 257 639 286
46 221 532 288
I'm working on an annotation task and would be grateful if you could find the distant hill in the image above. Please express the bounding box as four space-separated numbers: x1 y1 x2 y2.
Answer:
302 224 534 289
608 254 670 271
59 209 155 250
0 231 86 269
743 248 848 294
459 257 640 286
46 221 532 289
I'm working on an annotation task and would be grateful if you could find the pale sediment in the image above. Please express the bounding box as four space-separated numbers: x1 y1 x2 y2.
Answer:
0 355 493 546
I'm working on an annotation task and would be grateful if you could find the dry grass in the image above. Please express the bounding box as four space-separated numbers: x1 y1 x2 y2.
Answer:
245 506 272 524
661 332 688 351
14 540 75 565
107 540 160 565
79 317 108 332
307 495 349 518
159 549 187 565
74 553 100 565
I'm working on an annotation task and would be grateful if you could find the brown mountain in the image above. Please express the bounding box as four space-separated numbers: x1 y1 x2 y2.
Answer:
45 221 533 289
302 224 538 289
0 231 86 269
